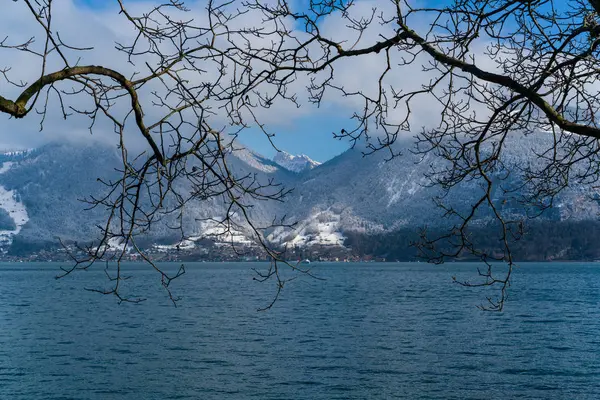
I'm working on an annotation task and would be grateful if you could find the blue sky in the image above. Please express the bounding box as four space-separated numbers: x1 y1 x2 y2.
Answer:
238 115 353 163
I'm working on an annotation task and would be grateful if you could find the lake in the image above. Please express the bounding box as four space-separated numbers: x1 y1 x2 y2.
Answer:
0 262 599 399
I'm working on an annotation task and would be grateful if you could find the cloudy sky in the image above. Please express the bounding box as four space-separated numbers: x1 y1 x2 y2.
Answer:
0 0 442 162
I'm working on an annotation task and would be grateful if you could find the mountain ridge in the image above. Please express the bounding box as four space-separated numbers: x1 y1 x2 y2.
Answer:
0 134 597 260
273 150 321 173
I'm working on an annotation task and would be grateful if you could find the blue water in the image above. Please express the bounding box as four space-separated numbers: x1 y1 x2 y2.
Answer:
0 262 599 399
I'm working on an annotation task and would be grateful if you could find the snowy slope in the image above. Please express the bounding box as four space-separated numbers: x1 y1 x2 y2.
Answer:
0 162 29 248
0 142 294 252
273 151 321 173
268 209 346 247
1 131 599 254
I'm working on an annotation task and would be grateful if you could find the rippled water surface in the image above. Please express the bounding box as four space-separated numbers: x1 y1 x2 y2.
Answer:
1 262 600 399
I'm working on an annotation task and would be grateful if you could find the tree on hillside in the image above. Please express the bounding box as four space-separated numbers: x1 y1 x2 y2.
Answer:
2 0 600 309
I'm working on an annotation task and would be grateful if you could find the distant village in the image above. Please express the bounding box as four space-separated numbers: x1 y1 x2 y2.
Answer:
0 241 390 263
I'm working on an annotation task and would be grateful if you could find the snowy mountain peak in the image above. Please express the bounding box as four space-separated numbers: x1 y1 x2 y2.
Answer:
273 151 321 173
1 148 34 157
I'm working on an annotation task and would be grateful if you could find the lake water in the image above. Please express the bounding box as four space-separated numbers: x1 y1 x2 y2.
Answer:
1 262 600 399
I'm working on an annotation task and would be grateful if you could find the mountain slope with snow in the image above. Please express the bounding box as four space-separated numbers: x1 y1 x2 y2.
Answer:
0 132 598 255
0 161 29 250
268 133 600 248
0 142 298 254
273 151 321 173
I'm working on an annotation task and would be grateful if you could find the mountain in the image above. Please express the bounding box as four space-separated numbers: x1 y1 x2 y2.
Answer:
0 133 598 260
0 142 293 256
267 133 600 257
273 151 321 173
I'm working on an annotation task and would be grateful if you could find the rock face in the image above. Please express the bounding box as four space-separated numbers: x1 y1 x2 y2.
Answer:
273 151 321 173
0 132 598 255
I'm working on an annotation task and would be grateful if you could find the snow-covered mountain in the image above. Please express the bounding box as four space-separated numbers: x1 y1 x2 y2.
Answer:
267 133 600 249
0 142 293 254
273 151 321 173
0 132 598 257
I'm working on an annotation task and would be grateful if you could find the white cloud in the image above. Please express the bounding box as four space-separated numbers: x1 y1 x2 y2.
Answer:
0 0 500 155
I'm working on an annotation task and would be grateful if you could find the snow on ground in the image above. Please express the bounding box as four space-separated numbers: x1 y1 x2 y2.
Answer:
0 162 13 174
152 223 254 252
288 224 344 246
0 162 29 247
268 209 346 247
105 237 132 252
154 239 196 252
273 151 321 173
234 148 279 173
386 169 425 207
2 149 33 157
202 222 253 245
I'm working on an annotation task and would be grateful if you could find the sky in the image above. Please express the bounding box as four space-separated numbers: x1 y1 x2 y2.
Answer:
0 0 441 163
